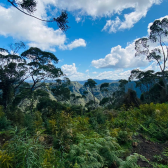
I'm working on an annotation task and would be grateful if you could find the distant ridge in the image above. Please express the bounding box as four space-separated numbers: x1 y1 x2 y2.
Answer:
75 79 119 85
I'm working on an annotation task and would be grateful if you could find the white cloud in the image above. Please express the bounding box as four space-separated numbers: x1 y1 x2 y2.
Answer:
61 63 85 80
75 17 82 23
143 62 160 72
86 69 89 73
96 69 131 80
0 0 163 48
102 17 121 33
0 2 86 51
60 39 86 50
92 71 97 74
40 0 161 32
47 0 161 18
102 0 162 33
92 42 149 69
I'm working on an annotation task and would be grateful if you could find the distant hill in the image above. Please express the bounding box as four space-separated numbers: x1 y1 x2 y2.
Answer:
68 81 119 106
26 79 141 106
76 79 119 85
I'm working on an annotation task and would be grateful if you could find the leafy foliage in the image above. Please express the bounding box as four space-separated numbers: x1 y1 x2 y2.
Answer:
67 134 123 168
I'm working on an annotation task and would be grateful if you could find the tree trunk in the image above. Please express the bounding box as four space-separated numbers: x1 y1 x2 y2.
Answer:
91 88 96 108
162 71 168 101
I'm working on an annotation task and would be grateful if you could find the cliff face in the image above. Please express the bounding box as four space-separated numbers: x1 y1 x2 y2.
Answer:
68 81 119 106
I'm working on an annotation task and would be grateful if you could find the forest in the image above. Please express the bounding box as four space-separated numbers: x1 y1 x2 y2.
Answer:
1 1 168 168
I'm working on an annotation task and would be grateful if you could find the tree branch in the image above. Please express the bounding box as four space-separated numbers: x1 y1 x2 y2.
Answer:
8 0 55 22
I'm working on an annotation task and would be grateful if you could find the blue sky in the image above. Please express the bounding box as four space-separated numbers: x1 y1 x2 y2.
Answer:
0 0 168 81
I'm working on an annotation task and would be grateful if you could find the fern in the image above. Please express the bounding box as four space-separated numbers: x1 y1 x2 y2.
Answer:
0 150 13 168
163 148 168 157
119 153 148 168
67 134 124 168
4 133 45 168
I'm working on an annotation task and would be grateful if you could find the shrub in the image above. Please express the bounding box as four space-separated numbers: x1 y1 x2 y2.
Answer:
66 134 123 168
0 106 10 130
117 131 131 144
4 133 44 168
139 103 155 116
0 150 13 168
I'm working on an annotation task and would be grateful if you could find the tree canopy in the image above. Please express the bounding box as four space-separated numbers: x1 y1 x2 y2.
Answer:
7 0 69 31
135 17 168 97
0 43 64 111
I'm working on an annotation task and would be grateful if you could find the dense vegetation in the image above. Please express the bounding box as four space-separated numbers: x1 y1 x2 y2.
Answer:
0 13 168 168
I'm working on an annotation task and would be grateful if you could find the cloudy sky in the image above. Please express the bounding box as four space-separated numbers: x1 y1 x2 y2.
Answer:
0 0 167 81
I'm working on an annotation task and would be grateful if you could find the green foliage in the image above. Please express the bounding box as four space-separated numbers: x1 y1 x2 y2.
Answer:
67 134 123 168
4 132 44 168
0 150 13 168
119 153 148 168
87 109 107 131
51 78 71 102
139 103 156 116
117 131 131 144
135 17 168 97
0 106 10 130
99 97 110 106
73 161 80 168
7 108 25 126
42 148 63 168
84 79 97 108
163 148 168 157
122 89 141 109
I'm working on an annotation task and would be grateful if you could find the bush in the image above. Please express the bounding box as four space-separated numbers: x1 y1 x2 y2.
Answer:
0 106 10 130
0 150 13 168
66 134 123 168
117 131 130 144
139 103 155 116
4 133 44 168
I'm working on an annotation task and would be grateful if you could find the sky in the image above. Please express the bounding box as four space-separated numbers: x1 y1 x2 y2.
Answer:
0 0 168 81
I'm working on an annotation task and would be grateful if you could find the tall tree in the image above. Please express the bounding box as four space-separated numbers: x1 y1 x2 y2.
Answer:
129 69 168 103
129 69 156 92
84 79 97 107
51 77 71 102
100 83 113 106
113 80 128 100
0 42 28 110
7 0 69 31
0 45 64 111
135 17 168 97
21 47 63 92
112 80 128 108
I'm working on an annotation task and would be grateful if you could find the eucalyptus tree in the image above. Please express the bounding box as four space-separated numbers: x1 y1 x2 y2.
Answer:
70 94 83 105
135 17 168 97
81 90 88 99
21 47 63 92
129 69 156 93
17 48 65 112
7 0 69 31
70 90 88 105
84 79 97 107
0 45 64 112
51 77 71 102
113 80 128 100
100 83 113 106
70 94 76 104
111 80 129 108
0 42 28 110
129 69 168 102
